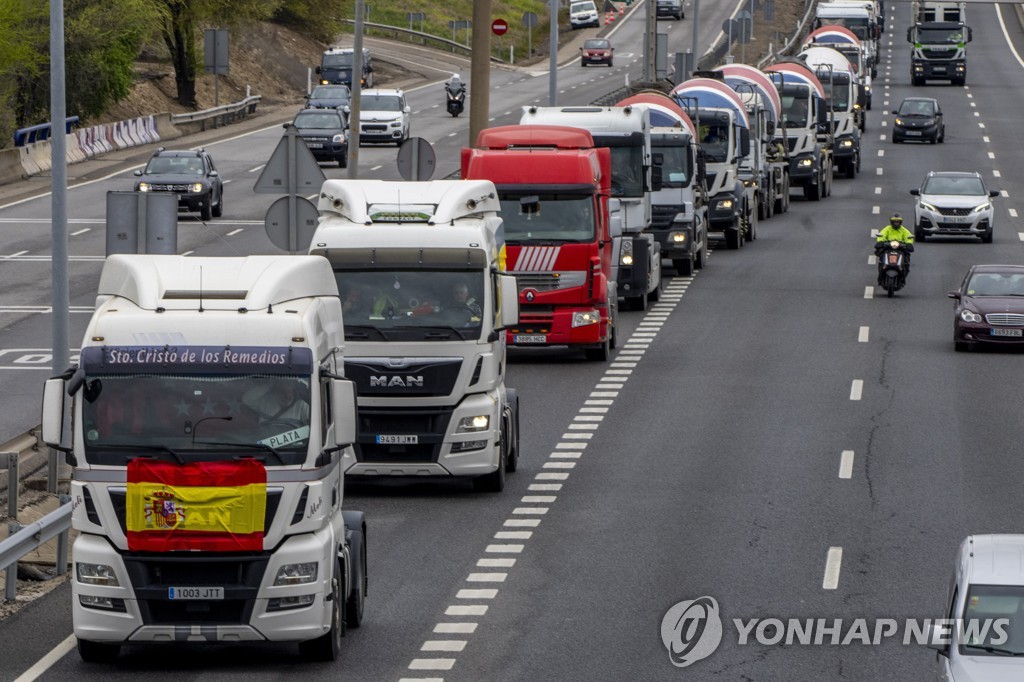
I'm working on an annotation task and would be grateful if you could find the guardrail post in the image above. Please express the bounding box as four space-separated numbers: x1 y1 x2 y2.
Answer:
55 493 70 576
4 453 18 602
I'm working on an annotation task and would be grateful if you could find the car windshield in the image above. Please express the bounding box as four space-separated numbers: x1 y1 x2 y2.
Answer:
500 193 597 243
312 86 349 99
966 273 1024 296
336 270 486 341
81 373 312 466
571 2 595 11
146 157 204 175
899 100 935 116
922 176 985 196
959 584 1024 656
294 112 343 129
654 143 693 188
584 40 610 49
362 95 402 112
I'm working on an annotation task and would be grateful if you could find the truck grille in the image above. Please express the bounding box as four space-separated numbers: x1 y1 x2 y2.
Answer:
513 272 586 292
345 358 462 397
651 205 684 230
356 405 454 464
985 314 1024 326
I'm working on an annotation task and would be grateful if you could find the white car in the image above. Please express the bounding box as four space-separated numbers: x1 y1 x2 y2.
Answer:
353 88 411 146
570 0 600 29
910 171 999 243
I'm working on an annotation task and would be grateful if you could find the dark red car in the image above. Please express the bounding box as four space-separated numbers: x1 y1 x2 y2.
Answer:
580 39 614 67
948 264 1024 351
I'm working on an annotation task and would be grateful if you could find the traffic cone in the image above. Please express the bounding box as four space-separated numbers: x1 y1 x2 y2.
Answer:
605 11 615 23
618 3 624 15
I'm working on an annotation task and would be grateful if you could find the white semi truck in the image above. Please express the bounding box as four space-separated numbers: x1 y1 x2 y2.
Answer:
799 46 863 179
41 254 367 662
308 179 521 492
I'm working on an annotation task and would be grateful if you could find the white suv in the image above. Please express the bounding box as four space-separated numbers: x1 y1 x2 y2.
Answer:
353 89 411 146
570 0 600 29
910 171 999 243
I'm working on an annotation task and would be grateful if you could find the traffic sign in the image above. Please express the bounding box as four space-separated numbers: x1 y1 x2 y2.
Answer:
254 125 326 194
492 18 509 36
397 137 437 182
522 12 538 28
264 195 319 252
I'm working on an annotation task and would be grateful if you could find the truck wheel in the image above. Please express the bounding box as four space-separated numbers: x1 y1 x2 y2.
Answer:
647 276 661 302
804 178 821 201
346 532 366 628
725 228 741 250
584 337 610 361
504 396 520 472
627 291 647 312
695 233 706 269
846 158 857 179
299 560 343 661
473 447 506 492
77 639 120 663
673 257 694 277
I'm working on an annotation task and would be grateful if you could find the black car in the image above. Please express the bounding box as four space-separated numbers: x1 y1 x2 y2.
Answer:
948 265 1024 352
133 148 223 221
291 108 348 167
305 84 351 110
656 0 684 19
892 97 944 144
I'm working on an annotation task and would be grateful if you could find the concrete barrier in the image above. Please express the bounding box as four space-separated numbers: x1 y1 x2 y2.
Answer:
153 113 181 142
112 122 127 149
145 115 160 143
0 148 25 185
77 128 95 158
18 146 40 177
134 118 150 145
29 140 52 173
65 134 86 164
126 119 141 146
99 125 114 154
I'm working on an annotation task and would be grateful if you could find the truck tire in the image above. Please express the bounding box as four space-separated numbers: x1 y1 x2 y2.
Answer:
77 639 120 663
695 232 707 269
647 276 661 302
473 446 506 492
674 257 694 277
346 530 366 628
804 177 822 201
298 559 343 661
725 228 742 250
744 203 757 242
584 337 610 361
846 158 857 179
504 393 520 472
626 292 647 312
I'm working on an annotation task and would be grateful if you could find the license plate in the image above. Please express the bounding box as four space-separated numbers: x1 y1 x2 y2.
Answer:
934 67 946 72
376 434 418 444
169 586 224 600
306 143 323 149
906 131 922 136
513 334 547 344
945 216 967 223
991 328 1023 337
887 254 900 264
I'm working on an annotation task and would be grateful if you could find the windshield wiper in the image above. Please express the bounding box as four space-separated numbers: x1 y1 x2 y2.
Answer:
963 644 1024 656
97 443 185 465
192 440 287 466
343 325 391 341
390 324 475 340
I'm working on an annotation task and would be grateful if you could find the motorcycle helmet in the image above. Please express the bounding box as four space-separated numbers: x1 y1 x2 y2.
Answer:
890 213 903 227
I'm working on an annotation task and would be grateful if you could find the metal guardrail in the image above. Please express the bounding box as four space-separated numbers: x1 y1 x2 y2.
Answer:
170 95 263 132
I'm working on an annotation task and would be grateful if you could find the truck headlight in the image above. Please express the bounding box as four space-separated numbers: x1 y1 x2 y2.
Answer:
572 310 600 327
274 562 318 586
960 310 982 323
840 139 854 148
670 231 687 243
137 182 151 192
972 203 991 213
77 562 119 586
79 594 126 611
332 133 346 143
797 158 813 168
620 239 634 265
717 198 733 210
457 415 490 432
189 183 204 193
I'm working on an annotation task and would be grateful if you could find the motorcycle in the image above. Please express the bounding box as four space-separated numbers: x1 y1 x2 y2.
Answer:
446 85 465 118
875 240 912 297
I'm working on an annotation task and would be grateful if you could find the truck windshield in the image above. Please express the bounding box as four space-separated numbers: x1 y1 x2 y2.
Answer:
607 146 644 197
81 374 312 467
323 53 355 68
653 144 693 188
780 91 810 128
820 78 851 110
500 193 596 243
697 122 730 163
336 270 486 340
915 28 964 44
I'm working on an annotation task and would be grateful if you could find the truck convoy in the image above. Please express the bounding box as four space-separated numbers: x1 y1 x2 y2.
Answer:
41 254 368 662
461 125 617 359
671 77 754 249
813 1 881 77
616 93 709 277
802 25 872 113
714 64 792 220
519 105 663 311
308 179 521 492
797 46 862 178
907 15 972 85
764 60 835 201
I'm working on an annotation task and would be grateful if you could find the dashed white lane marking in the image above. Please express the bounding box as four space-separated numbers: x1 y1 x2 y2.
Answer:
1002 190 1010 197
1018 233 1024 242
409 659 456 671
70 228 90 236
876 168 883 176
877 150 885 157
879 134 886 141
994 170 1002 177
974 112 980 117
447 605 488 616
967 93 973 99
979 122 986 128
823 547 843 590
1010 208 1018 218
467 573 507 582
248 164 265 173
864 287 874 300
528 483 561 492
436 623 478 634
485 544 523 553
868 255 877 265
850 380 863 401
872 206 880 214
448 132 457 137
839 451 855 479
400 678 443 682
371 165 383 171
226 228 243 236
870 229 879 237
984 136 990 143
988 152 996 159
422 641 467 652
970 102 976 108
874 187 882 194
858 326 869 343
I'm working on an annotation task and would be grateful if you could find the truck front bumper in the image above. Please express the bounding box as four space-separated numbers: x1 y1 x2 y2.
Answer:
650 224 695 259
788 155 817 187
508 305 610 347
913 60 965 80
707 195 739 231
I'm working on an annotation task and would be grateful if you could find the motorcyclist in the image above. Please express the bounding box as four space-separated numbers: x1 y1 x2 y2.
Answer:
875 212 915 277
446 74 465 98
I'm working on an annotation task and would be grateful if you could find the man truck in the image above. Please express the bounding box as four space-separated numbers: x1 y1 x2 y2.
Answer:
41 254 368 663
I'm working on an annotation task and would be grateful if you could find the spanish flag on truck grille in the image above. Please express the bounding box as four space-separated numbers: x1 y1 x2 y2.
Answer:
126 459 267 552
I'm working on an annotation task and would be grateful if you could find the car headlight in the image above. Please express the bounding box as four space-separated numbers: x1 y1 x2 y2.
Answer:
960 310 982 323
670 231 687 243
620 239 634 265
572 310 600 327
274 562 318 586
797 158 813 167
189 182 204 193
919 202 938 213
972 203 991 213
77 562 119 586
894 117 903 125
457 415 490 432
137 182 151 192
717 198 733 210
332 133 346 143
320 79 329 85
390 121 402 128
840 139 853 148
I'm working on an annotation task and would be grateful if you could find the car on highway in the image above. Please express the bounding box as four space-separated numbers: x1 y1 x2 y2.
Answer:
580 38 614 66
657 0 684 20
910 171 998 242
133 148 223 221
290 108 349 167
925 535 1024 678
948 265 1024 351
304 84 351 110
569 0 600 29
351 88 411 146
892 97 944 144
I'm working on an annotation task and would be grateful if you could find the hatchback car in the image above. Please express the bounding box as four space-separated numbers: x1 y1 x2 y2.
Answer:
352 89 411 146
910 171 998 242
305 84 351 110
580 39 614 66
291 108 349 167
569 0 600 29
948 265 1024 351
892 97 944 143
133 148 223 221
924 535 1024 678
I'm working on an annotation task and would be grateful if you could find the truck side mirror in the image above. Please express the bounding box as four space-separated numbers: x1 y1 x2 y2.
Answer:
766 120 775 136
738 127 750 157
906 27 913 42
315 66 322 75
966 27 972 43
607 198 623 239
41 377 66 448
519 195 540 214
330 378 358 447
498 274 519 329
649 165 663 192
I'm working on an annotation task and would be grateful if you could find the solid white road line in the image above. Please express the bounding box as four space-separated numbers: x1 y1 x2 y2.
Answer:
13 634 76 682
850 380 863 401
839 451 855 479
858 326 869 343
823 547 843 590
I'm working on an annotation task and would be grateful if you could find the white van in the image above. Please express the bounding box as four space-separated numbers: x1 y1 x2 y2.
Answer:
570 0 600 29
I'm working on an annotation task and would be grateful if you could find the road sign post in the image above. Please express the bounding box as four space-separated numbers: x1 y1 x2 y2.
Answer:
254 124 326 253
397 137 437 181
203 29 229 108
523 12 538 57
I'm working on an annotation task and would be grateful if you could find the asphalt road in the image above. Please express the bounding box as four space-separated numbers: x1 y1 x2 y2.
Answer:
4 1 1024 680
